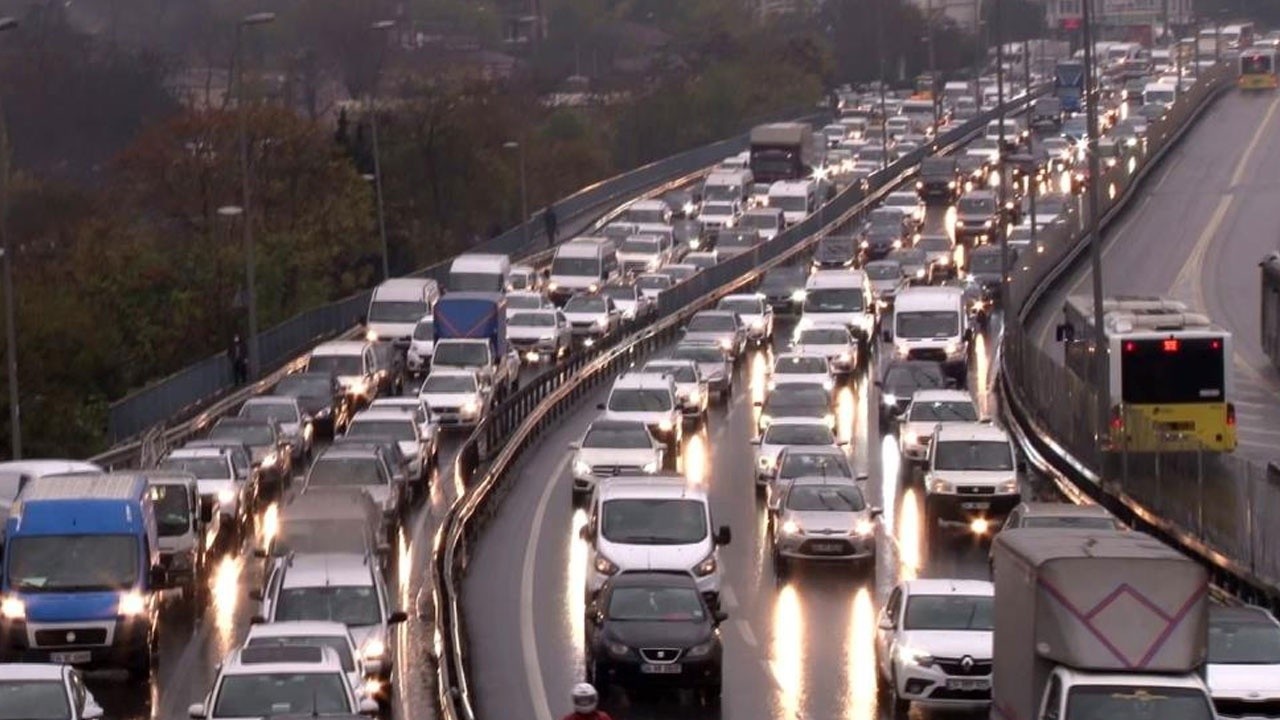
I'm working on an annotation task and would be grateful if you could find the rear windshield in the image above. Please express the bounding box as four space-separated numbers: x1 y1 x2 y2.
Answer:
307 458 386 487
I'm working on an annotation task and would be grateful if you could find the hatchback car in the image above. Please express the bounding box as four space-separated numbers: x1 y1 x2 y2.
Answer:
769 477 880 576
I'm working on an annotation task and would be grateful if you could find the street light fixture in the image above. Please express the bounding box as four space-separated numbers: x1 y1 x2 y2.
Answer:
234 11 275 381
368 19 395 281
503 141 530 248
1081 0 1109 450
0 16 19 458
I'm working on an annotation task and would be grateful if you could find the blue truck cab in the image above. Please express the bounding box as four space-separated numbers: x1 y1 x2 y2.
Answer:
0 474 166 683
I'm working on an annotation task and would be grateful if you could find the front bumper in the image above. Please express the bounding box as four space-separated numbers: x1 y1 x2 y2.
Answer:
593 653 722 689
0 616 153 669
773 533 875 562
925 491 1020 523
894 657 992 710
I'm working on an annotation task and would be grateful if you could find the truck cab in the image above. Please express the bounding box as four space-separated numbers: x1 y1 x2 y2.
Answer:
141 471 207 615
0 474 167 683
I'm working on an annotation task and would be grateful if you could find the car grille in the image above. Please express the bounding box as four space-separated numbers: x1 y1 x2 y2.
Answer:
928 687 990 701
957 486 995 495
907 348 947 362
798 539 854 555
622 261 649 275
935 657 992 676
1215 698 1280 717
639 648 683 664
571 322 598 333
590 464 644 475
35 628 108 648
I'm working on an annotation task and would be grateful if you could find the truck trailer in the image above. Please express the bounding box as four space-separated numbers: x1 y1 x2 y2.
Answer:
749 122 816 185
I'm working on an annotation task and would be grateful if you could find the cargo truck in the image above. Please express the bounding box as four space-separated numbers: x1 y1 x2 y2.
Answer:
749 123 816 185
991 529 1214 720
432 292 520 399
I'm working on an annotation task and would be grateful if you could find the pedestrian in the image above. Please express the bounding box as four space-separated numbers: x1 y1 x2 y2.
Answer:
543 204 559 247
229 334 248 386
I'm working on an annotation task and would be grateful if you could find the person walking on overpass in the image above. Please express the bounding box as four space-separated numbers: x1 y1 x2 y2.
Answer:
561 683 612 720
544 204 559 247
229 334 248 386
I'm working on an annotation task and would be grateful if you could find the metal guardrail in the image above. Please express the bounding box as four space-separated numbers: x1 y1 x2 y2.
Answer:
997 65 1280 608
432 86 1050 720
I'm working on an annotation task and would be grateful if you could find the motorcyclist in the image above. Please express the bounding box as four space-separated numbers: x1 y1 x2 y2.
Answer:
562 683 612 720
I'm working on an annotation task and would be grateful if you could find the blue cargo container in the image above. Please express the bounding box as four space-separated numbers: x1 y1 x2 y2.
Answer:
433 292 509 356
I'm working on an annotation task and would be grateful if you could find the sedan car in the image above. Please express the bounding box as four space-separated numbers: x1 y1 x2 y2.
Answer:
878 359 949 429
0 662 104 720
569 419 665 505
769 353 835 391
635 273 674 300
751 417 842 484
642 359 709 426
792 324 857 376
563 294 622 347
418 369 488 428
299 448 404 542
914 233 955 281
503 291 553 320
239 395 313 463
671 342 734 401
766 445 858 509
887 248 929 285
769 477 879 577
1207 605 1280 720
506 309 572 363
759 265 808 313
716 294 773 345
345 409 432 493
206 416 291 503
682 310 747 362
865 259 909 308
897 389 980 464
273 371 350 439
756 384 835 435
601 284 653 323
700 200 742 230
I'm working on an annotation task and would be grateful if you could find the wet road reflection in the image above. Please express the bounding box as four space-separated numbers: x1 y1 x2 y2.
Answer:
844 587 880 720
569 509 588 679
684 429 710 486
769 584 805 719
211 556 243 655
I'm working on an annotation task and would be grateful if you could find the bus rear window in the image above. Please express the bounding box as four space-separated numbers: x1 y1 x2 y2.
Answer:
1120 338 1224 404
1243 54 1272 74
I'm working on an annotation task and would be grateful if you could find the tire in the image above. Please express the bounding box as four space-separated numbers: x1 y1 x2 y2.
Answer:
700 682 722 707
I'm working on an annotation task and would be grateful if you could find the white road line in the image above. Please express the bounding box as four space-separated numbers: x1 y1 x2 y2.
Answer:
522 453 572 720
720 584 739 610
1234 411 1265 422
1230 94 1280 188
1231 399 1274 410
736 620 759 648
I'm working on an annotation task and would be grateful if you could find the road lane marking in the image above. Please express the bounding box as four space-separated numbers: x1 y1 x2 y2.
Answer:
721 584 739 610
1230 94 1280 188
1238 426 1280 438
522 453 571 720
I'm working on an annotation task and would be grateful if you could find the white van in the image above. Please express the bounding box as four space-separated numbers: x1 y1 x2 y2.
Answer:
890 286 968 383
800 269 875 344
448 253 511 293
740 207 786 240
767 180 816 225
366 278 441 345
703 169 753 205
548 237 618 303
623 199 672 229
1142 82 1177 109
898 99 935 133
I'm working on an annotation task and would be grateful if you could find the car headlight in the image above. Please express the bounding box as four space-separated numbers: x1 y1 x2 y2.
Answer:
945 339 962 356
929 477 951 493
594 318 609 329
955 219 965 227
461 399 480 416
686 640 715 658
574 459 592 477
984 219 993 228
791 289 807 302
594 554 619 576
217 488 236 506
915 267 926 278
658 418 674 433
758 454 775 469
687 388 701 405
718 338 733 350
1001 479 1019 493
1 597 25 620
781 520 802 536
898 645 935 667
607 641 630 656
118 591 147 617
837 352 851 363
692 553 718 577
260 452 277 468
362 638 386 660
853 519 876 537
882 393 898 406
642 460 658 473
948 180 957 188
547 282 559 291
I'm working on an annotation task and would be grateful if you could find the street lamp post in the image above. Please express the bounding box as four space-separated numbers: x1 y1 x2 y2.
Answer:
875 0 888 170
368 20 395 281
926 0 939 126
994 0 1009 313
1024 38 1037 245
1081 0 1109 448
234 11 275 381
503 141 529 247
0 16 20 459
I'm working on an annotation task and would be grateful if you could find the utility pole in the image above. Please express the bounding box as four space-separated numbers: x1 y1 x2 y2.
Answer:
926 0 939 126
0 16 20 459
995 0 1009 314
1025 38 1037 245
1082 0 1109 448
876 0 889 170
235 12 275 381
368 20 396 281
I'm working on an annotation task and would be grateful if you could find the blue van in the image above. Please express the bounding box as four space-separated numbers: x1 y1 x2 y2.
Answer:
0 474 166 683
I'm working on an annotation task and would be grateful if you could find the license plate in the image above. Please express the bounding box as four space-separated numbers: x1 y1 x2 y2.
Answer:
50 651 91 665
811 542 844 553
946 678 990 691
640 663 683 675
961 501 991 510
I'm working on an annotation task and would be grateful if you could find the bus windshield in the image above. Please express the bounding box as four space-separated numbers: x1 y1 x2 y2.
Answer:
1120 338 1225 404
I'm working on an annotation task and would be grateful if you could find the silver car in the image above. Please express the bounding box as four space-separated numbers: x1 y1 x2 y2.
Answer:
671 342 734 401
717 294 774 345
769 476 880 577
792 324 858 375
239 396 312 462
682 310 747 361
750 417 842 484
568 419 665 503
642 359 709 424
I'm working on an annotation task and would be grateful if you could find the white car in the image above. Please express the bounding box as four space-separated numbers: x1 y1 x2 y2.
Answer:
345 408 431 486
884 190 925 227
242 621 380 702
188 645 378 719
506 309 572 363
682 310 747 360
642 359 709 424
0 663 104 720
617 235 671 276
635 273 673 300
503 290 552 320
923 422 1020 535
1207 606 1280 719
876 578 995 715
601 284 652 322
769 353 834 391
569 419 664 503
792 324 857 375
406 315 434 380
671 342 734 400
750 417 842 483
897 389 980 464
599 373 682 452
700 199 742 230
717 293 774 345
418 368 488 428
563 294 622 346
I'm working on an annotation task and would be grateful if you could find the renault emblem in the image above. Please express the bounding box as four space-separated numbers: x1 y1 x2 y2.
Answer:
66 631 76 643
961 655 975 672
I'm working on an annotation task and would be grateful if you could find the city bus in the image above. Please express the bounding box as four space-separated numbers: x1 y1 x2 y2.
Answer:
1239 48 1278 90
1058 295 1237 453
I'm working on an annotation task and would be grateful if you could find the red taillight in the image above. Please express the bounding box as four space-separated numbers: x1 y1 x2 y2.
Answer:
1110 406 1124 431
1211 339 1222 350
1227 403 1236 427
1124 341 1136 353
1162 338 1179 353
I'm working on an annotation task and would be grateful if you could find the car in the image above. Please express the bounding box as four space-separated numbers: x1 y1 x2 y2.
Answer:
142 470 209 613
299 447 404 544
569 419 665 504
875 579 995 716
897 389 980 464
699 199 742 231
617 235 671 277
273 372 350 439
563 294 622 347
964 245 1004 323
759 265 808 313
642 359 709 426
716 294 773 345
345 408 433 494
258 487 386 562
601 284 653 323
1207 605 1280 719
756 383 835 435
922 422 1020 536
861 228 904 263
187 645 378 719
0 662 104 720
599 373 682 454
506 264 542 292
506 309 572 363
661 264 699 285
751 417 842 484
662 188 701 219
792 324 857 375
682 251 719 272
418 368 488 429
503 290 552 320
368 341 406 398
207 416 291 504
240 396 313 463
864 259 910 308
740 207 785 240
635 273 673 300
157 446 247 552
306 341 379 410
713 229 760 259
914 233 956 281
581 474 731 605
584 571 726 703
997 501 1123 532
769 353 835 391
671 342 733 401
888 247 929 284
769 476 880 576
405 315 435 382
681 310 747 361
252 554 408 695
242 621 380 702
766 445 858 508
812 235 858 270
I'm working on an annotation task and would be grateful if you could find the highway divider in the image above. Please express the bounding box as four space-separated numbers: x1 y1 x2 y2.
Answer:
432 86 1049 720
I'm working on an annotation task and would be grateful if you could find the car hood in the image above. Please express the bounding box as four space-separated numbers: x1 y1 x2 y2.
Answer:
198 478 236 498
577 447 660 467
930 470 1015 486
159 532 198 554
604 620 713 651
795 343 851 359
693 362 726 379
900 629 992 659
604 410 674 425
22 591 126 623
599 540 712 573
507 326 557 341
1207 663 1280 698
782 509 865 535
347 624 382 650
564 311 606 323
869 279 901 293
683 330 732 344
421 392 479 407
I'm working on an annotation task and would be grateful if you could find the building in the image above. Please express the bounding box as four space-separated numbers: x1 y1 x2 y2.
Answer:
1045 0 1193 36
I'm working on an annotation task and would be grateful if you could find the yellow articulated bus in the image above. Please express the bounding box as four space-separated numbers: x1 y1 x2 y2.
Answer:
1059 296 1237 453
1239 48 1278 90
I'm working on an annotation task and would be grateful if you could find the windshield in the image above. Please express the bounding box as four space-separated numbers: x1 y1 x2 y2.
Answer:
803 288 865 313
909 401 978 422
1145 89 1175 104
896 310 959 339
778 452 850 479
704 202 735 216
434 343 488 367
8 535 138 592
621 239 660 254
787 484 865 511
934 440 1013 471
552 257 601 277
422 374 477 393
764 424 835 445
307 355 361 377
506 295 543 310
626 208 668 224
884 365 945 392
718 299 761 315
208 424 274 447
565 297 607 313
673 346 724 364
645 364 696 382
762 270 804 290
246 636 355 673
1022 516 1119 530
866 263 901 280
348 419 415 443
275 376 330 398
799 329 849 345
608 586 705 622
608 389 673 412
275 585 381 626
703 186 739 202
368 300 428 323
600 498 707 544
450 272 502 292
602 287 636 302
583 425 653 449
307 458 386 488
687 315 736 332
157 457 231 480
771 195 809 212
959 197 995 214
889 250 926 266
413 319 434 341
0 681 70 720
152 484 193 537
241 401 299 425
509 313 556 328
213 673 350 718
775 356 828 374
904 595 993 630
741 213 779 230
636 276 670 290
1210 616 1280 664
1064 686 1213 720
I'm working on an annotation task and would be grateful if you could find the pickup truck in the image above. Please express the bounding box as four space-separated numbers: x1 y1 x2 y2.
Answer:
432 292 520 401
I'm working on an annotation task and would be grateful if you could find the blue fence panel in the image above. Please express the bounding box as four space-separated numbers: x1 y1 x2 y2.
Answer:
107 354 230 443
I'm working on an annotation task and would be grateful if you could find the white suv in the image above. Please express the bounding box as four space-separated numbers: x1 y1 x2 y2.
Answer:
599 373 682 452
582 474 731 605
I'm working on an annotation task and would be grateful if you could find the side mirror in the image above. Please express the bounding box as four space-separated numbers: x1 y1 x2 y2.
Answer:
713 610 729 625
188 704 208 720
752 400 763 407
716 525 732 546
568 441 581 451
249 589 264 602
359 698 380 717
252 547 268 559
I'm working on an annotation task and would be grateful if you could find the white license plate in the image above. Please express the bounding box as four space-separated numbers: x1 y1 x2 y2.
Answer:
961 501 991 510
810 542 845 553
946 678 990 691
640 663 683 675
50 651 91 665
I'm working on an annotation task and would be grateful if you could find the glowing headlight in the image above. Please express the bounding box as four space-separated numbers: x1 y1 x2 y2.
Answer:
689 238 702 250
588 283 600 293
955 219 966 227
260 452 278 468
1 597 25 620
938 255 951 266
759 414 773 429
642 460 658 473
461 400 480 416
945 339 962 356
853 519 876 536
547 282 559 291
930 477 951 493
365 329 379 342
898 645 935 667
363 678 385 697
118 591 147 617
837 352 851 363
1001 479 1019 493
824 413 836 429
687 388 701 405
692 554 717 576
595 318 609 329
882 393 898 406
781 520 802 536
970 518 991 535
759 455 775 469
657 418 674 433
915 268 926 279
903 429 918 445
791 290 807 302
362 639 386 660
718 338 733 351
217 488 236 506
749 318 765 330
594 554 619 575
574 459 591 477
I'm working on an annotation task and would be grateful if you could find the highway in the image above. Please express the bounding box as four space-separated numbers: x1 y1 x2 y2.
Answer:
1027 88 1280 461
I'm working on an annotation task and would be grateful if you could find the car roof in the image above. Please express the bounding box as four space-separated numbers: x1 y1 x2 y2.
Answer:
246 621 353 641
611 374 675 390
764 417 830 428
243 396 297 406
910 389 974 404
0 663 66 681
350 410 416 423
903 578 994 596
1209 605 1280 627
279 553 376 589
934 422 1009 442
315 446 383 462
223 645 345 674
691 309 735 319
311 342 367 357
1014 502 1114 519
775 352 828 363
597 473 707 501
788 475 860 489
779 444 845 457
720 293 764 303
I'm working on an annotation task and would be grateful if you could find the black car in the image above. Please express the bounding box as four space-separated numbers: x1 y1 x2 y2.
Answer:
916 156 959 205
758 265 808 313
662 188 702 219
585 571 726 704
877 359 949 429
812 235 858 270
273 371 350 438
205 417 291 503
861 227 902 263
965 246 1003 326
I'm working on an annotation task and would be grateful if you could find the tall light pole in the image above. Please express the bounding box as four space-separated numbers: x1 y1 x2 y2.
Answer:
235 11 275 381
1024 37 1037 245
926 0 938 126
503 141 529 247
0 16 21 459
875 0 889 170
368 19 395 281
994 0 1009 314
1081 0 1109 447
